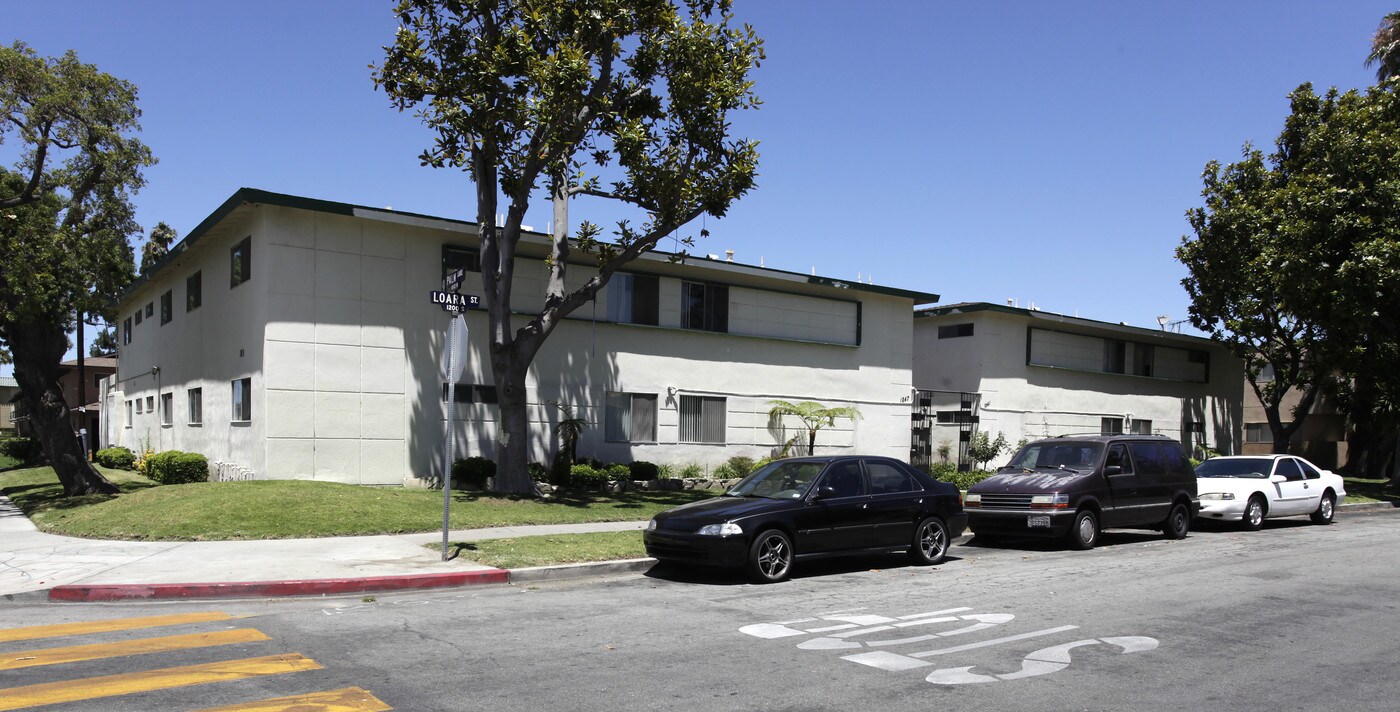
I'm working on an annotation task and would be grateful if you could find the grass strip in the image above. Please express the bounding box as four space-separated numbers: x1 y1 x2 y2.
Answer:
445 530 648 569
0 465 710 541
1341 477 1400 505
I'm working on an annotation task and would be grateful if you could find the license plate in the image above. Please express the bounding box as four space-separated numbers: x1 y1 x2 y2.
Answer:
1027 515 1051 528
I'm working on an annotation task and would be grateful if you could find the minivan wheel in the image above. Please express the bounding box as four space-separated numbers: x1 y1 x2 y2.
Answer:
747 529 793 583
1243 496 1265 531
910 516 950 565
1310 493 1336 525
1068 509 1098 550
1163 502 1191 540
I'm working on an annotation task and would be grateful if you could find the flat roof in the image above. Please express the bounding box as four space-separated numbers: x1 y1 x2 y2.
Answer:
916 301 1218 346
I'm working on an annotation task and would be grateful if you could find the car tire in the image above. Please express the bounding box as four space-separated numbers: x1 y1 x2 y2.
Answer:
1310 492 1336 525
746 529 793 583
910 516 950 565
1163 502 1191 540
1067 509 1098 550
1243 495 1265 531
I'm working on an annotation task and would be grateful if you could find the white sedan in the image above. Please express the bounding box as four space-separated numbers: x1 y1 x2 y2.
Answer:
1196 455 1346 530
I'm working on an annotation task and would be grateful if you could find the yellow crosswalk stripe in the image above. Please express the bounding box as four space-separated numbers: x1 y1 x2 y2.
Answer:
0 653 322 711
0 612 235 644
191 686 393 711
0 628 271 671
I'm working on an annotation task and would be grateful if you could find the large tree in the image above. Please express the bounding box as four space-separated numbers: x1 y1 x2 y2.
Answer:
139 221 176 273
0 42 153 495
375 0 763 493
1367 11 1400 82
1179 83 1400 472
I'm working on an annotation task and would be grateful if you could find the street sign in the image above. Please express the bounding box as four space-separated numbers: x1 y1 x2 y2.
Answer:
445 267 466 292
430 291 480 313
443 314 468 382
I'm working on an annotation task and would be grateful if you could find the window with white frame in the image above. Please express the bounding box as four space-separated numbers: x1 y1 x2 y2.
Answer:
231 377 251 421
188 387 203 425
605 392 657 442
125 400 133 425
135 399 143 415
1101 417 1122 435
1244 423 1270 443
679 395 726 444
160 393 173 425
145 395 154 412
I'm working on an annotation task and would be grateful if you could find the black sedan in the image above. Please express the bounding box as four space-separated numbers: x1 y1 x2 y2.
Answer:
643 456 967 583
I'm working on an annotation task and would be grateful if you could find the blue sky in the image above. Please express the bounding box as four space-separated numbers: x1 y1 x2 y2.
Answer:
3 1 1394 375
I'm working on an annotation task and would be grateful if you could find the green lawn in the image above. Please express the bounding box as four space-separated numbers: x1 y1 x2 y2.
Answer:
0 465 711 541
0 453 18 470
449 531 647 569
1342 477 1400 506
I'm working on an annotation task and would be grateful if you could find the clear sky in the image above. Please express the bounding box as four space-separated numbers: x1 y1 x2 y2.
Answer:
2 1 1394 376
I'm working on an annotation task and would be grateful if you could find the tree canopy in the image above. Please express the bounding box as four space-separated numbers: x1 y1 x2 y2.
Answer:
375 0 763 493
1178 82 1400 472
0 41 152 495
766 400 861 457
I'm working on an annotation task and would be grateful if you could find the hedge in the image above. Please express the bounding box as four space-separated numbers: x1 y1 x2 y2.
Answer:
0 436 36 461
145 450 209 485
95 446 136 470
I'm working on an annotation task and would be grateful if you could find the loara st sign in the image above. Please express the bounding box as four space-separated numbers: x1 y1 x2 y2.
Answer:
430 290 480 313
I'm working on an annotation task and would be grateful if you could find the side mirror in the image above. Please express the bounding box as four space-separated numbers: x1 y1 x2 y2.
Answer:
1103 465 1123 476
812 485 837 500
1269 473 1287 484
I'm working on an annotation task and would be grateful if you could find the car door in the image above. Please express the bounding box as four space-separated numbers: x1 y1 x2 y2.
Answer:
1100 443 1142 527
1270 457 1314 515
864 459 921 548
798 459 873 553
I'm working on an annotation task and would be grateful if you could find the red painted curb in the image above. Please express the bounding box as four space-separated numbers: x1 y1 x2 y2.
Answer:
48 569 511 602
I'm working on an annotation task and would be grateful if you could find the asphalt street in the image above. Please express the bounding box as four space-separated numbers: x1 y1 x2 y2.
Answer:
3 509 1398 711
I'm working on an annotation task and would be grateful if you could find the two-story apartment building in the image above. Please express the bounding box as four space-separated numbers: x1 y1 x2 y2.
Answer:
105 189 938 485
912 302 1243 467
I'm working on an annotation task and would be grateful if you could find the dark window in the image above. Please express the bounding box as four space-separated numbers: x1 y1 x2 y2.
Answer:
231 236 251 288
123 317 132 344
144 302 153 318
1132 344 1154 377
606 392 658 442
1130 419 1153 435
1298 459 1321 480
1128 442 1165 478
160 290 172 325
440 382 499 404
1182 420 1205 434
937 323 974 339
160 393 173 425
1275 458 1305 482
188 387 203 425
936 410 975 424
187 271 202 311
442 245 481 282
1244 423 1270 443
679 395 726 443
606 274 659 326
867 461 915 494
682 281 728 333
1106 444 1134 474
231 377 252 421
820 461 867 498
1104 340 1126 374
1101 417 1123 435
134 309 142 326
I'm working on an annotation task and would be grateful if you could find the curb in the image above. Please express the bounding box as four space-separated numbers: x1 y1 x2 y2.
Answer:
509 558 658 584
46 569 510 602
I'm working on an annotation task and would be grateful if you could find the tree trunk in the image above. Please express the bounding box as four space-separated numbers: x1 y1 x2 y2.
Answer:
10 317 119 496
807 429 816 456
490 349 534 495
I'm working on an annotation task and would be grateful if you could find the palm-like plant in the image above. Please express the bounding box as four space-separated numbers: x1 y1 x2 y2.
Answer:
767 400 862 457
1367 11 1400 82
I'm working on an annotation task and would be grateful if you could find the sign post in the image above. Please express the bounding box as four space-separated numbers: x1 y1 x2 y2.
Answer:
435 282 478 561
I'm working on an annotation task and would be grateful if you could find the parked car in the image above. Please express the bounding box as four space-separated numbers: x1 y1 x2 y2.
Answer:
643 456 967 583
964 434 1197 549
1195 454 1346 530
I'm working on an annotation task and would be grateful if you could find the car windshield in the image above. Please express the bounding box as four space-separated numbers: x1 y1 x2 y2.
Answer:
725 461 826 499
1196 458 1271 478
1004 442 1102 472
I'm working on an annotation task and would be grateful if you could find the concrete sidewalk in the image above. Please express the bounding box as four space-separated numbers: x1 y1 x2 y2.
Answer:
0 494 648 603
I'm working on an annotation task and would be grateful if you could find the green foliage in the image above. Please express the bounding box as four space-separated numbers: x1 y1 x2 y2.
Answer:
0 436 37 461
95 446 135 470
1367 12 1400 82
569 464 609 489
654 463 676 480
678 463 704 479
724 456 757 476
767 400 862 456
710 463 739 480
373 1 764 494
89 327 117 357
936 441 952 463
629 461 660 481
922 462 995 491
144 450 208 485
967 431 1010 470
452 456 497 489
139 221 176 273
605 464 631 482
528 462 550 484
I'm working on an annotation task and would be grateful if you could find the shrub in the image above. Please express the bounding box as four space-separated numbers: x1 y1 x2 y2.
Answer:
0 436 37 462
678 463 704 479
605 464 631 481
629 461 660 481
711 463 739 480
95 446 136 470
528 462 550 483
725 456 757 476
145 450 209 485
922 463 995 492
569 464 608 489
452 456 496 489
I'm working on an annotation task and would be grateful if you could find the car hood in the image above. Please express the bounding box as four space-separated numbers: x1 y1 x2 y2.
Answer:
654 495 795 525
970 470 1090 494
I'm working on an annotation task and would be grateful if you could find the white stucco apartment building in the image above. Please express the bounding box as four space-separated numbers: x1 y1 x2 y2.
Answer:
104 189 938 485
912 302 1243 466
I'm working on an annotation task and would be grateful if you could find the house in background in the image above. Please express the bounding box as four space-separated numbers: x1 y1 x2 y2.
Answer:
1241 366 1347 468
105 188 938 485
10 357 116 456
0 376 19 437
912 302 1243 469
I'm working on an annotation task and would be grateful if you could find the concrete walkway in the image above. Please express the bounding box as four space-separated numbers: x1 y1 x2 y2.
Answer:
0 494 647 602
